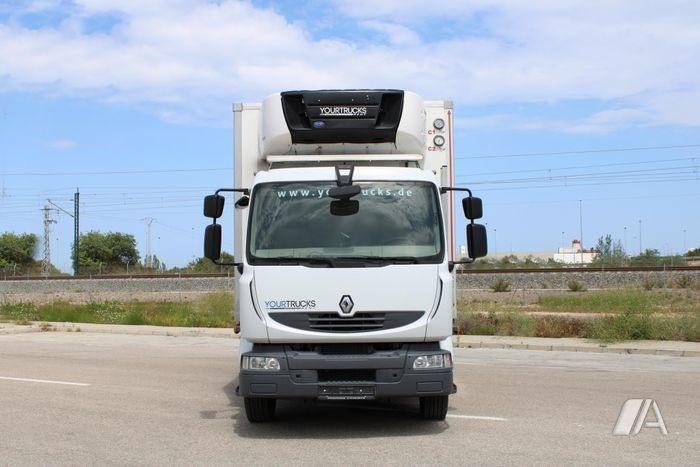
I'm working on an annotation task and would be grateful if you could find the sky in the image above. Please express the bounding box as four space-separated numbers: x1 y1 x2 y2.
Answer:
1 0 699 272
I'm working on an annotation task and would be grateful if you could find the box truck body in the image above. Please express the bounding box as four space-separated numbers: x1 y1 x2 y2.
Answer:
203 90 487 422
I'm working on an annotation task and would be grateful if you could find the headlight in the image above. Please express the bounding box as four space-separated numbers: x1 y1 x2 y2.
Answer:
433 118 445 130
433 135 445 147
241 356 280 371
413 353 452 369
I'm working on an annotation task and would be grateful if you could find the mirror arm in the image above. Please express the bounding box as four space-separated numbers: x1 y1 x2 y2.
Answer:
212 258 244 274
440 186 472 196
448 258 474 272
215 188 249 196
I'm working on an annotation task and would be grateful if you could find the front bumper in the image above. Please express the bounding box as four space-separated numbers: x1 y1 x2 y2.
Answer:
238 343 455 400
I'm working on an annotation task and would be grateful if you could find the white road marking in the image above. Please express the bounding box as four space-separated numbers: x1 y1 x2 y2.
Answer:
0 376 90 386
447 414 507 421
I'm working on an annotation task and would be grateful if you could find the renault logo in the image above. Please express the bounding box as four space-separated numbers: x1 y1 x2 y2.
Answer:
339 295 354 314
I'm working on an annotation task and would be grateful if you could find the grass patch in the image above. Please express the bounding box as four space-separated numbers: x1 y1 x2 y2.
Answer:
537 289 697 314
0 292 234 328
3 289 698 342
456 308 700 341
455 311 531 336
586 310 700 342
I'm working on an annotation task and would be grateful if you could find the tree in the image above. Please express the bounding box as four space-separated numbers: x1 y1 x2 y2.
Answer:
0 232 38 265
147 255 167 272
591 234 627 266
630 248 661 266
76 231 140 270
184 252 236 273
686 247 700 257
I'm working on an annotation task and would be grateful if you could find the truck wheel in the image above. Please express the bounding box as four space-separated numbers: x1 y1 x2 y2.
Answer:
244 397 276 423
419 395 449 420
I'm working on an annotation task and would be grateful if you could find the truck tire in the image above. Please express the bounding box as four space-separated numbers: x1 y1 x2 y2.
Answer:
244 397 276 423
419 395 449 420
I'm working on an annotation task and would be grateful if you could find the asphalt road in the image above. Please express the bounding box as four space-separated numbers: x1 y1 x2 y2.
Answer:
0 332 698 466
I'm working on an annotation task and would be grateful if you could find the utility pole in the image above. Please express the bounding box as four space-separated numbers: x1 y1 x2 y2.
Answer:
74 189 79 275
579 200 583 265
42 205 57 277
142 217 155 269
561 231 564 252
494 228 497 257
48 188 80 276
638 219 642 255
683 229 687 255
624 226 628 253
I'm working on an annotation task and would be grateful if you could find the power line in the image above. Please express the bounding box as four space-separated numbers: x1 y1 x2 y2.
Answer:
487 191 700 206
456 144 700 160
1 168 232 177
476 175 700 192
456 156 698 178
464 165 698 186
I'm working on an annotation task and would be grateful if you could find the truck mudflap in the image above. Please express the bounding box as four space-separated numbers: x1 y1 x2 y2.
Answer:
238 343 455 400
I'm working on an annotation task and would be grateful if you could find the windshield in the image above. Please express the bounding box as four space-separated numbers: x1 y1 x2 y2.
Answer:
247 181 444 265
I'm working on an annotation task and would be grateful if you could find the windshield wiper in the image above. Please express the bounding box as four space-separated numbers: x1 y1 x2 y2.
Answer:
332 255 421 265
257 256 335 267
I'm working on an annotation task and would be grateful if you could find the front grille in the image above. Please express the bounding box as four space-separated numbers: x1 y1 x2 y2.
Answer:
269 311 424 333
318 369 376 383
309 313 384 332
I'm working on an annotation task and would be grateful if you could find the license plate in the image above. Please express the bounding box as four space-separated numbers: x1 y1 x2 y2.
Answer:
319 385 375 400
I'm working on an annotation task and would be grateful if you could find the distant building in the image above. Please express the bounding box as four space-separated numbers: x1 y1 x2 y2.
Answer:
553 239 597 264
457 239 598 265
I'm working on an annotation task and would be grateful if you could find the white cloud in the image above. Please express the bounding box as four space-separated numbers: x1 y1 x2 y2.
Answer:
456 108 650 134
46 139 77 150
359 20 421 46
0 0 699 130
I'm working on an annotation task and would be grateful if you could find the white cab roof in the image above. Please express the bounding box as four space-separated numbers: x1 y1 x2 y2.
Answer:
253 166 439 184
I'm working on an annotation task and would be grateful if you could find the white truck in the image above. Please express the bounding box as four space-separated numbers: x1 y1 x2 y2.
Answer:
203 90 487 422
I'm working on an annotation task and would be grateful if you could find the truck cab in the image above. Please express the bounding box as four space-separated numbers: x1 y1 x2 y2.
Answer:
203 90 487 422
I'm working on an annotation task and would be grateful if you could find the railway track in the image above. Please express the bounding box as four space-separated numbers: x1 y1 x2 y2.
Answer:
1 266 698 281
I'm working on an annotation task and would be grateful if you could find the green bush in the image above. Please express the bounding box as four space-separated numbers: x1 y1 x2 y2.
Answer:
567 280 586 292
675 275 693 289
491 279 511 292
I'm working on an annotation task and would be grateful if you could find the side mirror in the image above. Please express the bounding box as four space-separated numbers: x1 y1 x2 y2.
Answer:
329 185 361 200
204 224 222 261
462 197 483 220
204 195 225 218
235 195 250 209
467 223 488 258
330 199 359 216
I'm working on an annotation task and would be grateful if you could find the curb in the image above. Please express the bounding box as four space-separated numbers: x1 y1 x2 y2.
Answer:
453 337 700 358
46 322 238 339
0 326 42 335
1 322 698 357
